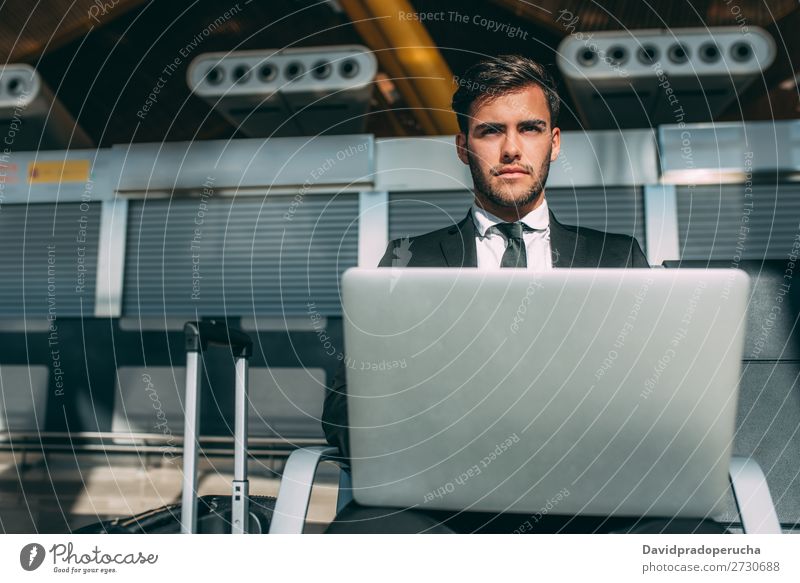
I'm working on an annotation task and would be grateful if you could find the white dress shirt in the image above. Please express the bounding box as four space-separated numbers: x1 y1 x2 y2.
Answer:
471 198 553 270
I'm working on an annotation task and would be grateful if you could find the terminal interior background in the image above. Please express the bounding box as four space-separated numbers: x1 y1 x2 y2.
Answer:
0 0 799 533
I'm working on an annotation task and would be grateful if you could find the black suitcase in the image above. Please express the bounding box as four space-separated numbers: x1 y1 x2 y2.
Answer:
73 494 276 534
74 320 274 534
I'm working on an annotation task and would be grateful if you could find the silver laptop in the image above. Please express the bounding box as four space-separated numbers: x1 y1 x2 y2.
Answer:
341 267 750 518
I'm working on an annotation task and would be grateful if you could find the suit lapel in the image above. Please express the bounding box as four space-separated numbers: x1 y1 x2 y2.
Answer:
548 209 586 268
440 210 478 267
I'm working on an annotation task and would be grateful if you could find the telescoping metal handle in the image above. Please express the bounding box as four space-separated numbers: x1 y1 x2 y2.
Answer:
181 320 253 534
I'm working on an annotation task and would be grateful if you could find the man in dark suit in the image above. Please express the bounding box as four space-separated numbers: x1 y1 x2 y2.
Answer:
319 55 710 533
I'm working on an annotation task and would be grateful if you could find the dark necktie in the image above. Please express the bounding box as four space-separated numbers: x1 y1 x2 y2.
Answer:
493 222 527 268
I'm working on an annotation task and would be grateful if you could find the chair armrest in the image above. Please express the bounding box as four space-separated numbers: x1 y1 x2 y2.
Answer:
729 456 782 534
269 446 347 534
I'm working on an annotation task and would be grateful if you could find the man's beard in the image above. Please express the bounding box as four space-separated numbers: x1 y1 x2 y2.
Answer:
467 146 552 211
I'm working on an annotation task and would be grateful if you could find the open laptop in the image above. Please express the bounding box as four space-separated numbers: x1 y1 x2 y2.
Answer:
341 267 750 518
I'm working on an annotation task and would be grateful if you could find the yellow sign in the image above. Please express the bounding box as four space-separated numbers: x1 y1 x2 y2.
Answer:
28 160 90 184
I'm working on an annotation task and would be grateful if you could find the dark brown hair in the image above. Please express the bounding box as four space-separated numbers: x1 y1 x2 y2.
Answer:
451 54 560 134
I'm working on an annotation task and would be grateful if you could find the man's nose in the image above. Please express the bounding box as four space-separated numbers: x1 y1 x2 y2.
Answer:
501 132 522 162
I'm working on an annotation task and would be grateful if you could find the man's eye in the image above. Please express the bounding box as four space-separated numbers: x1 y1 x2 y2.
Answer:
522 125 542 133
483 127 498 135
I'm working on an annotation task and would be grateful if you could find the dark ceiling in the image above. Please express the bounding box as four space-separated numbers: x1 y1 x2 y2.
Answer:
3 0 798 146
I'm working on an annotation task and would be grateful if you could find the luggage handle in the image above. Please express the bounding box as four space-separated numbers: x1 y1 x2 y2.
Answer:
184 320 253 357
181 320 253 534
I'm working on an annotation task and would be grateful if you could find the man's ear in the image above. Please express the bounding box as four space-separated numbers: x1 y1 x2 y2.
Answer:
455 132 469 165
550 126 561 162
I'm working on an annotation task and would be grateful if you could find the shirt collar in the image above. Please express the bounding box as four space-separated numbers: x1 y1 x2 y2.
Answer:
471 198 550 238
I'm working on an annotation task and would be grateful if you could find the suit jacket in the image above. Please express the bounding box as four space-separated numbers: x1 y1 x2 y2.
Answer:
321 208 649 458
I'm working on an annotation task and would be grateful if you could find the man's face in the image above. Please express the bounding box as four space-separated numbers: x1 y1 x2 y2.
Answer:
456 84 560 215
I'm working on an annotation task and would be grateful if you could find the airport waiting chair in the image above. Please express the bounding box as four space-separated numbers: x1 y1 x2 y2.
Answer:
269 446 352 533
663 259 800 529
268 446 780 534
